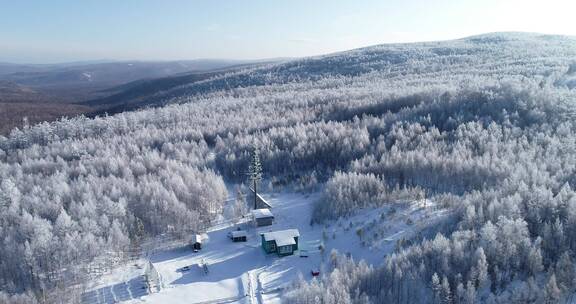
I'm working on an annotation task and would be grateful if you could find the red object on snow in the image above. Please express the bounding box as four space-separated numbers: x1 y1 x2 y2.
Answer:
311 270 320 277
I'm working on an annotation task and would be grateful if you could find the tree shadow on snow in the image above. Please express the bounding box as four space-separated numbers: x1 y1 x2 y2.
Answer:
81 276 148 304
171 247 264 285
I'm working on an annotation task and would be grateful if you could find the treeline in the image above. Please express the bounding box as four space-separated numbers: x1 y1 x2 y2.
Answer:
312 172 426 220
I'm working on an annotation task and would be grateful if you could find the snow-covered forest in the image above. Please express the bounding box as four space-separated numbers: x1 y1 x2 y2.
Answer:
1 32 576 303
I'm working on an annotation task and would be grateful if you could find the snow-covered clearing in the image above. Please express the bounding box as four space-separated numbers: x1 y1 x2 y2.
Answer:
82 189 447 304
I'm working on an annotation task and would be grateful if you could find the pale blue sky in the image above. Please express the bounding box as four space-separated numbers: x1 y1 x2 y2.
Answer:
0 0 574 63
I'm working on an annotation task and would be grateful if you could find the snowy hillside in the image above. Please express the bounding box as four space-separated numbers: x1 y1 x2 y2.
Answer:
1 32 576 303
136 32 576 105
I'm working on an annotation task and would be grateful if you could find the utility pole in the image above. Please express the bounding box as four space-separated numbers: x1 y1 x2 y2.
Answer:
248 147 262 209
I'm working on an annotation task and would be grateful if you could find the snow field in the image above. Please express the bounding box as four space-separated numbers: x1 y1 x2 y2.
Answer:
83 189 443 303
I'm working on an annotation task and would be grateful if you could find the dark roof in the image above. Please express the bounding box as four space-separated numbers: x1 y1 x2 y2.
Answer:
248 188 272 209
231 230 247 238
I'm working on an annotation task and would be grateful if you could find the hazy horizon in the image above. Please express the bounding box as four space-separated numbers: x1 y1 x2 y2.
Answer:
1 0 575 64
0 57 288 66
1 31 574 66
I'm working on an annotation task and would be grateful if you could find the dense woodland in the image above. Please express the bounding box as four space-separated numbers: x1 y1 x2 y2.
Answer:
1 32 576 303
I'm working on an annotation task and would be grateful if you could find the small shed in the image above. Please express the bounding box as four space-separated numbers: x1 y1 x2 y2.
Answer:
261 229 300 256
252 209 274 227
191 234 203 250
230 230 247 242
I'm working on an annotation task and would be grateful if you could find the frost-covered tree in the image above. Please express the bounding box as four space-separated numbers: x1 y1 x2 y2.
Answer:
474 248 488 289
432 273 442 303
544 274 561 304
248 147 263 209
555 252 576 294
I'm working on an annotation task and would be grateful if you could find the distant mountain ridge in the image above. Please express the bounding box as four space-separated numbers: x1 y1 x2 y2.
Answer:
0 59 258 91
1 32 574 135
98 32 575 110
83 59 287 114
0 58 277 134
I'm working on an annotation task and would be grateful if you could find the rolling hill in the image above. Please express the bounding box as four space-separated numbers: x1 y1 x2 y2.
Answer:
0 59 273 134
1 32 576 303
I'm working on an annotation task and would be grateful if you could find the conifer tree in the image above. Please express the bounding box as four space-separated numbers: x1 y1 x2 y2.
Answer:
544 273 561 304
441 276 453 304
248 147 263 209
474 247 488 288
432 273 442 303
555 252 575 292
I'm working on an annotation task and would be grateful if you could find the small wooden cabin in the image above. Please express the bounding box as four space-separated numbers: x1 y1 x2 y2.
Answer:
230 230 247 242
252 209 274 227
261 229 300 256
191 234 203 250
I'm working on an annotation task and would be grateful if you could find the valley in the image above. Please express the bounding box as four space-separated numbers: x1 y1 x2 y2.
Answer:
0 59 274 135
